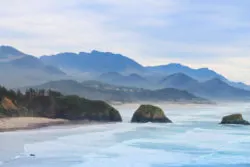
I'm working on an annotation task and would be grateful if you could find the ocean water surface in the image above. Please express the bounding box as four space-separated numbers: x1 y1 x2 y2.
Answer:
0 103 250 167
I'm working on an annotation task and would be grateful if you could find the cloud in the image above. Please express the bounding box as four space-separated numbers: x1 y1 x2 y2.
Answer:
0 0 250 83
0 0 180 56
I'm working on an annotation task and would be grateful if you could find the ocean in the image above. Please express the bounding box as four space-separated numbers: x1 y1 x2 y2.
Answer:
0 103 250 167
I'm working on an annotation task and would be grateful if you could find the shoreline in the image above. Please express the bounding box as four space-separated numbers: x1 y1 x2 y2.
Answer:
0 117 69 132
110 100 217 106
0 117 107 133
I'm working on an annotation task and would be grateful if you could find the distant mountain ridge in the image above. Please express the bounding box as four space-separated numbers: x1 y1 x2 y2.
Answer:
98 72 153 88
39 48 250 90
0 45 26 60
160 73 250 100
146 63 226 81
146 63 250 90
0 46 64 74
1 45 249 92
0 46 65 88
24 79 208 103
160 73 198 88
40 50 145 74
23 75 250 102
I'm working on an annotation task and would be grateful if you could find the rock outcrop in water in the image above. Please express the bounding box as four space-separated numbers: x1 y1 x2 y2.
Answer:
0 86 122 122
220 114 250 125
131 104 172 123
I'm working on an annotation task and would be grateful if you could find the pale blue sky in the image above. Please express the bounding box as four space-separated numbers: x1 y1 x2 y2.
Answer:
0 0 250 83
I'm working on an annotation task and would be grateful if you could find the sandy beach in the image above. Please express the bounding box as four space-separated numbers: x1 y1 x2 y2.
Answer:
0 117 69 132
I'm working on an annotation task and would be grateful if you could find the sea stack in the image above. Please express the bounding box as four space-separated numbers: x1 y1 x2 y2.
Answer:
131 104 172 123
220 113 250 125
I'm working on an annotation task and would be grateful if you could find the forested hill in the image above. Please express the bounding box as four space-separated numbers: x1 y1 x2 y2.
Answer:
0 86 122 122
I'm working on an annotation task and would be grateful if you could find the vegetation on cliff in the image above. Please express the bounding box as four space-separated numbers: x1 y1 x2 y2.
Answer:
0 86 122 122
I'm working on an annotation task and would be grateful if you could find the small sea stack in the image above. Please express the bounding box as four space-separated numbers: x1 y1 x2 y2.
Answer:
131 104 172 123
220 113 250 125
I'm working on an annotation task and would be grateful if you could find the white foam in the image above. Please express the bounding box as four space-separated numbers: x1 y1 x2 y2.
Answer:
75 144 193 167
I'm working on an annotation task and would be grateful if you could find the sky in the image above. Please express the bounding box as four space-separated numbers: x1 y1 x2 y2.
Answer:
0 0 250 83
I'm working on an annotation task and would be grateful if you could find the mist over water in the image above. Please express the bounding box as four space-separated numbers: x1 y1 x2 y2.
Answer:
0 103 250 167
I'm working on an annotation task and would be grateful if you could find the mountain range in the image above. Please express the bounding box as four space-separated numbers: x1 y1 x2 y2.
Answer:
23 79 208 103
24 74 250 102
1 45 250 101
39 47 249 90
98 72 153 89
0 46 65 88
40 50 145 74
146 64 250 90
159 73 250 100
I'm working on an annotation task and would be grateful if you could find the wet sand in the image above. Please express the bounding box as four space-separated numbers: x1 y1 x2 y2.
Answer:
0 117 69 132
